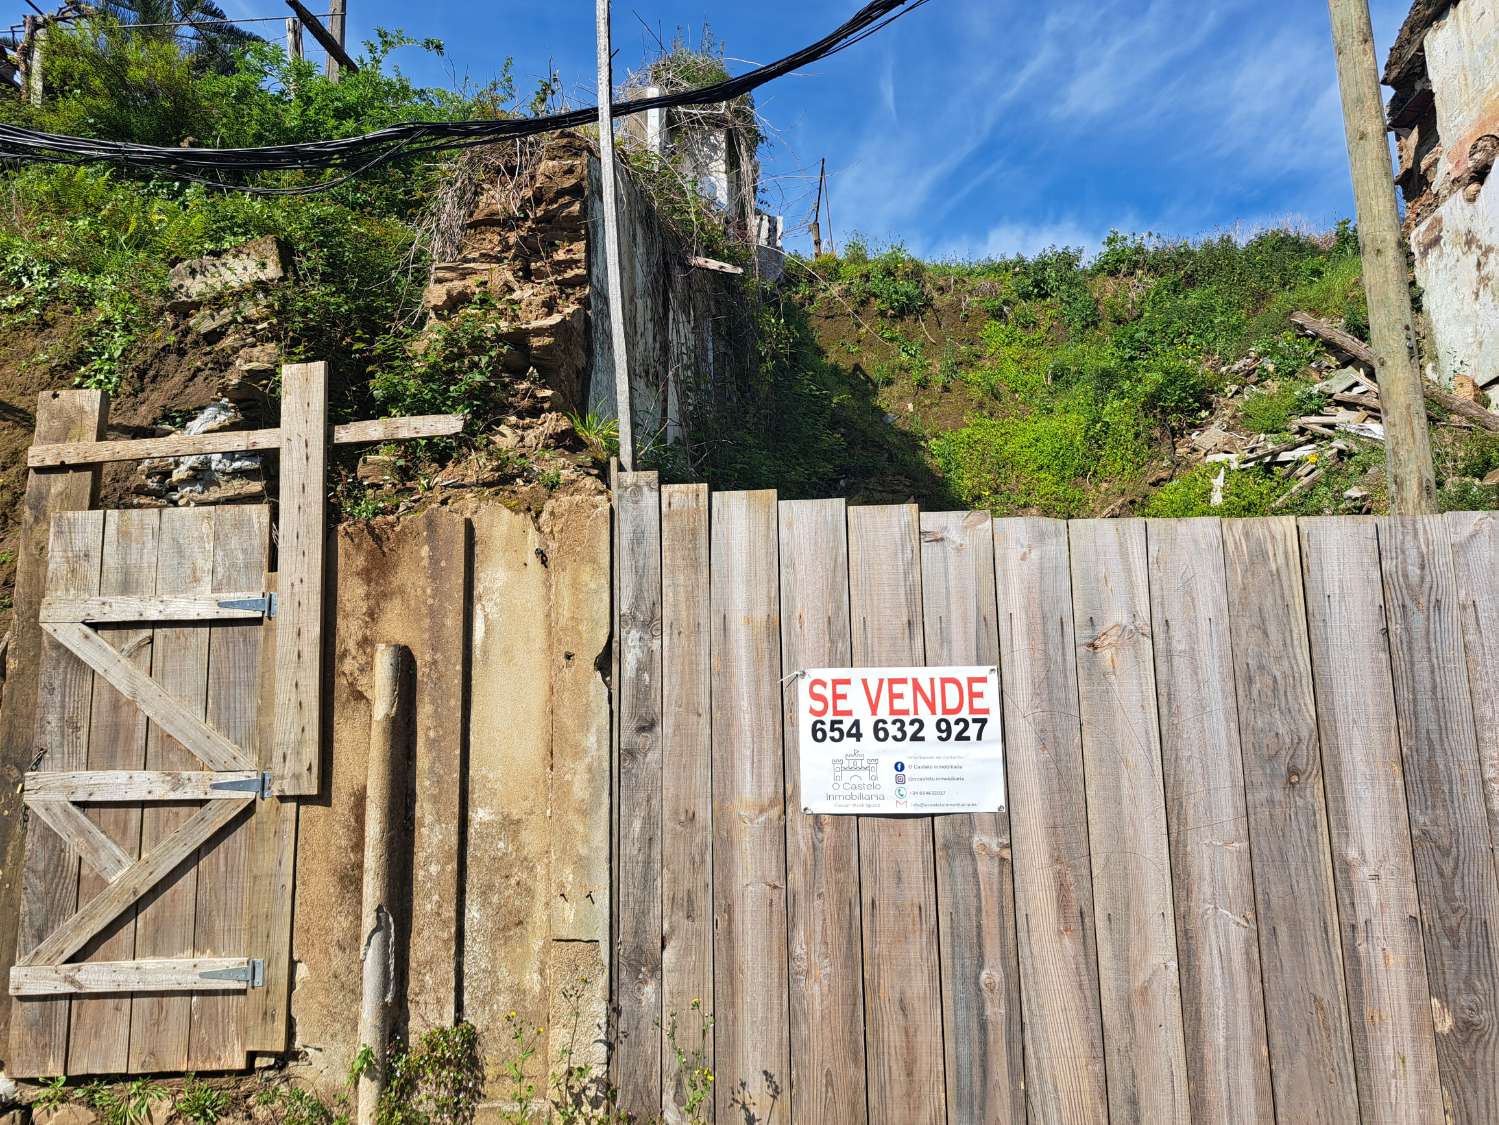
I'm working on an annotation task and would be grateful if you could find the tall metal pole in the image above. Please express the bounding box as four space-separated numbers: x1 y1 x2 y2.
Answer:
1327 0 1436 514
596 0 635 470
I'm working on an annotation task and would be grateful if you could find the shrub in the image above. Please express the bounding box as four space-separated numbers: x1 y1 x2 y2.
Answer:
1141 464 1284 518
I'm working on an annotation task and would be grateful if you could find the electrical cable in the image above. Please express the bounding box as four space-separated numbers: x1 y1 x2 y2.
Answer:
0 0 929 194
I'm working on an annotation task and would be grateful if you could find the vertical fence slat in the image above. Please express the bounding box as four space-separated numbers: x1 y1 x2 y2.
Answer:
779 498 867 1125
1221 518 1359 1123
1298 517 1442 1124
616 471 663 1117
128 508 215 1072
1147 518 1274 1124
848 503 946 1125
190 504 271 1069
992 517 1106 1125
710 489 790 1122
660 483 713 1122
1446 511 1499 878
1068 518 1190 1124
68 508 160 1074
8 510 105 1076
919 510 1024 1125
1377 515 1499 1123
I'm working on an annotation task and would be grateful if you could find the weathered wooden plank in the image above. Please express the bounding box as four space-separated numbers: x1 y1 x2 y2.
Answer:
1221 518 1359 1123
273 360 329 795
26 412 463 468
847 503 945 1125
241 572 296 1054
919 510 1024 1125
992 517 1107 1125
44 622 253 773
1146 518 1274 1125
23 771 265 801
8 509 105 1075
1447 511 1499 877
1068 518 1190 1125
69 508 159 1075
20 798 252 970
129 506 214 1072
40 592 266 623
778 498 866 1125
710 490 790 1123
614 471 663 1117
659 484 712 1123
11 958 253 996
1299 517 1442 1123
22 800 130 882
190 504 270 1070
1377 515 1499 1122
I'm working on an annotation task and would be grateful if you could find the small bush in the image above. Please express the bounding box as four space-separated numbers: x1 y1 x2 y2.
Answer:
1141 464 1284 518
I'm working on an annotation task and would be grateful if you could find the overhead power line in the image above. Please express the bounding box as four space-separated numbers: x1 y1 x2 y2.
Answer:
0 0 929 194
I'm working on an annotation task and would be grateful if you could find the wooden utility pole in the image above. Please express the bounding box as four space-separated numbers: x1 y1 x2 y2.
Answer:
325 0 346 81
286 16 303 64
810 157 825 256
596 0 635 470
20 15 44 107
1327 0 1436 514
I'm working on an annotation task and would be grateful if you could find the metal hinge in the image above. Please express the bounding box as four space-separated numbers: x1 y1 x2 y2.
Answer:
217 592 277 618
210 771 273 798
199 959 264 988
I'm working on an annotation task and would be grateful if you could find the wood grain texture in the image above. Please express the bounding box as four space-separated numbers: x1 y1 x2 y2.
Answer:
709 490 790 1123
190 504 270 1069
778 498 866 1125
1376 515 1499 1122
129 506 214 1073
614 471 663 1118
1146 518 1274 1125
847 504 946 1125
919 510 1024 1125
659 484 712 1123
40 592 266 623
273 360 328 795
8 509 104 1075
11 958 252 996
0 390 104 1056
23 771 264 801
44 622 252 772
1446 511 1499 881
69 508 159 1075
22 800 130 882
1068 518 1189 1125
992 517 1106 1125
1298 517 1442 1124
1221 518 1359 1124
19 798 252 970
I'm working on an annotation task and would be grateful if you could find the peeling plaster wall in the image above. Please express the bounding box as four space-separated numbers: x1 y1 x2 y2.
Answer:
1405 0 1499 385
584 154 751 448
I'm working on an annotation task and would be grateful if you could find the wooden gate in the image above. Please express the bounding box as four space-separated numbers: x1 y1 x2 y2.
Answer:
613 471 1499 1125
8 506 283 1076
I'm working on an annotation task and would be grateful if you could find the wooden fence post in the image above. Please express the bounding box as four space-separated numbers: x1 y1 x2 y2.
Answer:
1326 0 1437 514
358 643 409 1125
595 0 636 470
0 389 107 1054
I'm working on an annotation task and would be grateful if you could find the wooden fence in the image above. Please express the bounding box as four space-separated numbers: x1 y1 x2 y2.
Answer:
612 472 1499 1125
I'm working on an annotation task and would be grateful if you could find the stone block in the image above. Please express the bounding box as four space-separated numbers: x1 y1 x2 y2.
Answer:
168 235 289 311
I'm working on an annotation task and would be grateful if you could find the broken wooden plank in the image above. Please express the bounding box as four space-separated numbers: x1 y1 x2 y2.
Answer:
686 255 745 275
18 799 252 969
23 771 264 801
273 361 329 796
26 413 464 468
43 622 253 773
11 958 255 997
40 592 268 623
23 800 131 882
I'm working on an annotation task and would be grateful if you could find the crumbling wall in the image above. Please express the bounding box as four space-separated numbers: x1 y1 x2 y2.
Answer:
1389 0 1499 391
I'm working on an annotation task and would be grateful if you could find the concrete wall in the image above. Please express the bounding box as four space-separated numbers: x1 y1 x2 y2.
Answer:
584 154 750 450
1406 0 1499 387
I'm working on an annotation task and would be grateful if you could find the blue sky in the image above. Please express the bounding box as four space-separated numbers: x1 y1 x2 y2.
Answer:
225 0 1415 259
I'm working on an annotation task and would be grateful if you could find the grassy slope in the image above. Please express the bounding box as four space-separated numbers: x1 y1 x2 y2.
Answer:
728 232 1499 517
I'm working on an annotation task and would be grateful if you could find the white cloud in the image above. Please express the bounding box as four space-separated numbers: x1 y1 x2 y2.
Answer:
925 218 1110 262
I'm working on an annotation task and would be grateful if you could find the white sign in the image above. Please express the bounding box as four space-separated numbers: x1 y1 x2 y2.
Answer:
797 666 1005 815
